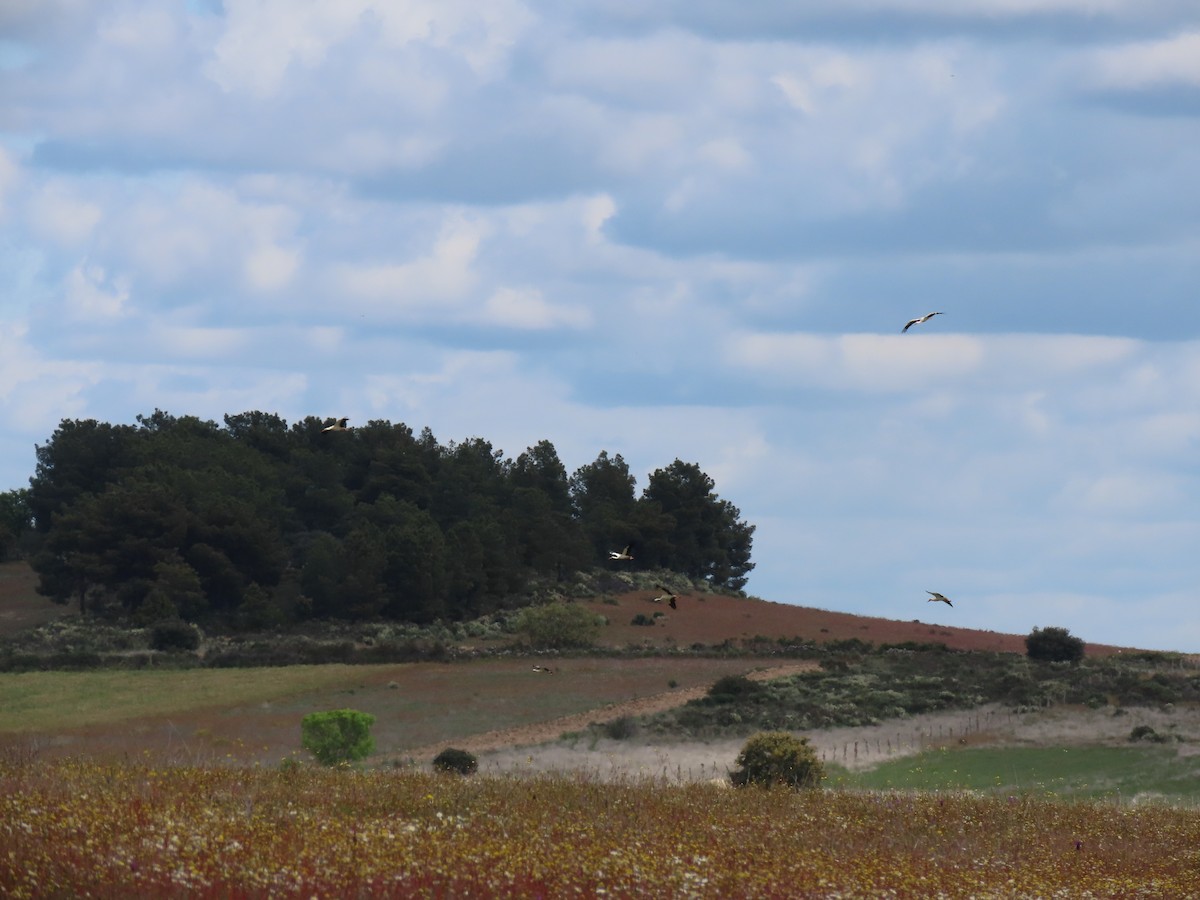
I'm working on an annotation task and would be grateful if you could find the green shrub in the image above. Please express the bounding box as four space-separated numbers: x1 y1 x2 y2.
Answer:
708 674 763 701
1129 725 1167 743
602 716 638 740
631 613 656 626
433 747 478 776
1025 626 1085 663
730 731 824 789
514 603 604 649
301 709 376 766
149 619 201 652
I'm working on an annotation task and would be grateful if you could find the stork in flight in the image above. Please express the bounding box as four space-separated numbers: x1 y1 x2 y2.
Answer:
651 585 678 610
926 591 953 607
902 312 943 333
321 417 350 433
609 545 633 561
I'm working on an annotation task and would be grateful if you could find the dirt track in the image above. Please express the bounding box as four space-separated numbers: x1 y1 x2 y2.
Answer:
397 662 818 761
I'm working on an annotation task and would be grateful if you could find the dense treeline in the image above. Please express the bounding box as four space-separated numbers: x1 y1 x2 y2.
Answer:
14 411 754 628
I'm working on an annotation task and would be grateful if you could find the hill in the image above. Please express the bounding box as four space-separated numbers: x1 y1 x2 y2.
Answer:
0 561 61 637
1 559 1131 658
576 585 1128 657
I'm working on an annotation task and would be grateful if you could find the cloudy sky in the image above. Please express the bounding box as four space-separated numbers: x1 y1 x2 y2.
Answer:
2 1 1199 651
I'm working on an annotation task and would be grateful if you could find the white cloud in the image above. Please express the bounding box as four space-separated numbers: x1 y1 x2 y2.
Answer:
1087 30 1200 88
244 243 299 292
725 331 1141 394
0 147 18 217
1055 471 1184 516
336 213 486 312
62 264 129 320
205 0 532 98
145 323 251 358
724 331 985 391
482 287 592 330
29 181 103 245
0 321 98 435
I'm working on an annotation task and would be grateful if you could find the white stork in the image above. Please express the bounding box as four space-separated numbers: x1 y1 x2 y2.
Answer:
902 312 943 333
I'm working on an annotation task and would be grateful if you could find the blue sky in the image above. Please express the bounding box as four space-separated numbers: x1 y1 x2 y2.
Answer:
2 1 1198 651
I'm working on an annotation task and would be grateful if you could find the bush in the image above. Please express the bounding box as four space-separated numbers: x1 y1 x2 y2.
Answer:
602 716 638 740
730 731 824 789
708 675 763 700
433 747 478 776
301 709 376 766
514 603 604 649
1129 725 1168 744
149 619 201 652
1025 627 1085 663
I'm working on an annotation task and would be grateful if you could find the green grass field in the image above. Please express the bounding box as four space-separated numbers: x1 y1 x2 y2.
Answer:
0 657 774 765
835 744 1200 803
0 665 405 733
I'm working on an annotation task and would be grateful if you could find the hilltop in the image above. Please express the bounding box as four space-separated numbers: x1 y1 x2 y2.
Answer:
578 585 1128 657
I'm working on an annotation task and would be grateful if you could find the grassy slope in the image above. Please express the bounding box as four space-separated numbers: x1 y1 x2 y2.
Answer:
0 657 785 764
836 744 1200 802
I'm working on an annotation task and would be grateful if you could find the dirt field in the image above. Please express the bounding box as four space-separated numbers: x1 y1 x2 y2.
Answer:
582 587 1129 657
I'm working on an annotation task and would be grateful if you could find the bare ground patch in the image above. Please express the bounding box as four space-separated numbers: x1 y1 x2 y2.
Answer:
447 702 1200 785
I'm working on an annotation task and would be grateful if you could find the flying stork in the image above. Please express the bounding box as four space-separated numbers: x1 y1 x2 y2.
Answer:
902 312 943 333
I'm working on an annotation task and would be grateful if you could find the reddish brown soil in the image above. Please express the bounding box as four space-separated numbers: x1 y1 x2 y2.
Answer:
583 588 1128 658
0 562 65 637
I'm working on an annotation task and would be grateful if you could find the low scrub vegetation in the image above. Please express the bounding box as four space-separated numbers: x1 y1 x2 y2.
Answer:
642 646 1200 739
3 760 1199 896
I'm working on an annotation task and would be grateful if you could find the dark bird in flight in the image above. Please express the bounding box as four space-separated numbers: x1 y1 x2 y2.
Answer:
321 417 350 433
926 591 953 607
608 545 633 561
652 586 678 609
902 312 943 333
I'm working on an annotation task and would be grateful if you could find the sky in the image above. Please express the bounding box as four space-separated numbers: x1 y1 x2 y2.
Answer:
2 1 1199 652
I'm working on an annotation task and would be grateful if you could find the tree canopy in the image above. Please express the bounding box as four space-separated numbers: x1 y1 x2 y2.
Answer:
24 411 755 628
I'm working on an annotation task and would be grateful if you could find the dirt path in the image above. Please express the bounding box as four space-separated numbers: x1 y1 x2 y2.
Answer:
395 662 818 762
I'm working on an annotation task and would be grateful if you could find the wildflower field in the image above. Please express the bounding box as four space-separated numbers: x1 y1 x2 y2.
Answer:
4 759 1199 897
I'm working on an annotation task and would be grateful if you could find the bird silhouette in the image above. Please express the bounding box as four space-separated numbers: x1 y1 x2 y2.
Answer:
321 417 350 433
608 545 633 561
926 591 953 607
902 312 943 333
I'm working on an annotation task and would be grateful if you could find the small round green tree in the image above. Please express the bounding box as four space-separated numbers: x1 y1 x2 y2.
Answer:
433 747 478 776
301 709 376 766
1025 626 1085 663
730 731 824 789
